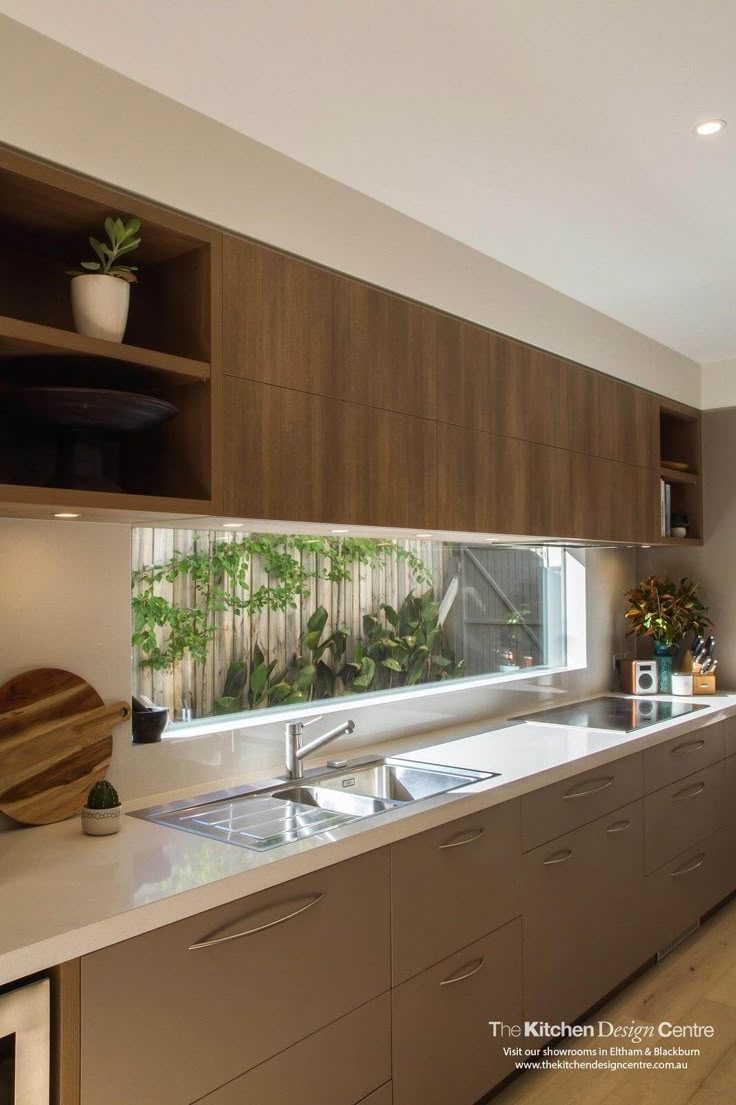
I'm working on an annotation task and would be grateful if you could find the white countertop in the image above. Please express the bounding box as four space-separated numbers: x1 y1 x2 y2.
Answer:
1 692 734 987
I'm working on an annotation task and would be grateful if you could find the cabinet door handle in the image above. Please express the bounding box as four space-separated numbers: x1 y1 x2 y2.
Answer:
440 957 485 987
562 776 614 800
439 827 484 850
188 893 324 950
670 854 706 878
672 781 706 801
670 739 706 757
606 818 631 833
543 848 573 865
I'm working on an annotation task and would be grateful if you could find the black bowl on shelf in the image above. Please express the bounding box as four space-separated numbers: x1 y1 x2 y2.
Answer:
21 386 178 492
132 706 170 745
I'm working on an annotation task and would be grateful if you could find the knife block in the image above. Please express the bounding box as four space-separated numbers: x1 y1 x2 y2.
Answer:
692 665 716 695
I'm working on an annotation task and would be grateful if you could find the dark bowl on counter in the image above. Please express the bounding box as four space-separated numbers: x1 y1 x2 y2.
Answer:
132 706 169 745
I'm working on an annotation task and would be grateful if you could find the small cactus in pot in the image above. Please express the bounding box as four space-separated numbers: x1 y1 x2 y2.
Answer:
82 778 123 836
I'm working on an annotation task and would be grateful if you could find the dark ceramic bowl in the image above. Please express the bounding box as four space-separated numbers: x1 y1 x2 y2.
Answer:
132 707 169 745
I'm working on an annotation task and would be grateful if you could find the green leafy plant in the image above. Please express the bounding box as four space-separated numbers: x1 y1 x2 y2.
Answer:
86 779 120 809
132 534 432 678
68 216 141 282
624 575 712 647
342 590 465 693
215 642 304 714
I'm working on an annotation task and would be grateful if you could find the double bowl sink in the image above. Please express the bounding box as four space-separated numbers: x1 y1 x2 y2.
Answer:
134 758 497 851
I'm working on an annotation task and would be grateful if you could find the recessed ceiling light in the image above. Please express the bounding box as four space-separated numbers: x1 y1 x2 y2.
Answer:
694 119 726 136
416 533 433 539
330 528 349 534
641 544 651 549
484 537 497 542
53 512 80 519
221 522 242 529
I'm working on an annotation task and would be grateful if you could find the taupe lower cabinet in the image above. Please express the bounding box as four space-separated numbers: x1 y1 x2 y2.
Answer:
80 850 391 1105
78 723 736 1105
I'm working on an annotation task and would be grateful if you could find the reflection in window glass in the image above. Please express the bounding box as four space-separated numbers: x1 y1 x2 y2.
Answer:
131 530 567 722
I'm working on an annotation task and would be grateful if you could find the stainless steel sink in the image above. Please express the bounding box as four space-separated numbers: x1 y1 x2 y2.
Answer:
132 757 497 852
313 759 487 803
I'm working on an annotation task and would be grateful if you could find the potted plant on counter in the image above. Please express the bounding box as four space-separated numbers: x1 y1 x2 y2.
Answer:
81 779 123 836
68 216 141 342
623 575 712 692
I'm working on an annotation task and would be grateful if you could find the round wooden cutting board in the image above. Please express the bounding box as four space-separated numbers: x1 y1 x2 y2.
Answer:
0 668 130 825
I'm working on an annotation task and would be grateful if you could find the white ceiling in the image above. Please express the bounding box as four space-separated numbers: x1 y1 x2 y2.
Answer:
3 0 735 362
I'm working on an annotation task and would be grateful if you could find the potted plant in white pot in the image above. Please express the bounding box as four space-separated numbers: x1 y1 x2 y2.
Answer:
81 779 123 836
68 216 141 342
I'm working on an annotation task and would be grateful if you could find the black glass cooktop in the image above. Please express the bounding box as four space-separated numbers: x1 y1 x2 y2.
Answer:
513 695 707 733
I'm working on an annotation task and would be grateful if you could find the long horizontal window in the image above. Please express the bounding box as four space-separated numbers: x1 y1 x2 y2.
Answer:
131 530 570 724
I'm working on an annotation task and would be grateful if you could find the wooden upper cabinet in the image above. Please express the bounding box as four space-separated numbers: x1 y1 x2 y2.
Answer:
570 454 659 542
436 317 567 448
224 377 437 529
438 423 572 536
223 236 437 419
566 363 659 468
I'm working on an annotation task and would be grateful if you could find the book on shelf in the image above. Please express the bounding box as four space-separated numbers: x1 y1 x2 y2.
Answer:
660 478 672 537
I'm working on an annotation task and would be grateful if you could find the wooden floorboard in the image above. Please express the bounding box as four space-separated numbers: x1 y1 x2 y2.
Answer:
493 897 736 1105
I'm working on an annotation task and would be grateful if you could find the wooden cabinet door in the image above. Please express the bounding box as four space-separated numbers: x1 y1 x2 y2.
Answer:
566 364 658 468
391 799 520 984
80 850 390 1105
437 423 571 536
644 831 730 954
436 317 567 447
392 919 522 1105
570 453 659 542
223 378 437 528
195 995 390 1105
522 799 647 1030
223 236 437 419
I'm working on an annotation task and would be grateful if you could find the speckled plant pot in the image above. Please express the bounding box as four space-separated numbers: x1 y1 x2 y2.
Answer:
81 805 123 836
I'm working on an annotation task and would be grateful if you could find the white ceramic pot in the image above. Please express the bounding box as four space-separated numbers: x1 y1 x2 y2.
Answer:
71 274 130 343
671 526 688 539
81 804 123 836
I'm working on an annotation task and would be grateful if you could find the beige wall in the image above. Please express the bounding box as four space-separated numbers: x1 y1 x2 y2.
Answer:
0 14 699 406
637 408 735 684
701 360 736 410
0 519 634 809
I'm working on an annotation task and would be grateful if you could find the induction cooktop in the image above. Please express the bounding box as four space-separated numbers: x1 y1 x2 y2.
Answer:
512 695 708 733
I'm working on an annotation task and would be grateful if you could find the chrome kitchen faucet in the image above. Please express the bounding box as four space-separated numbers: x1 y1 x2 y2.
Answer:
285 715 355 780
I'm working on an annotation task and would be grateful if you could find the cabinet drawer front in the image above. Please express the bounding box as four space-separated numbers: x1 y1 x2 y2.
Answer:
643 723 724 793
81 850 390 1105
645 831 729 953
391 799 520 984
727 755 736 827
644 761 723 874
725 716 736 759
521 754 643 851
522 800 646 1028
392 919 522 1105
196 994 390 1105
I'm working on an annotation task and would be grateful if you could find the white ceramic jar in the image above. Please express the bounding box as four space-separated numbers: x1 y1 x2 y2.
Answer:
71 274 130 342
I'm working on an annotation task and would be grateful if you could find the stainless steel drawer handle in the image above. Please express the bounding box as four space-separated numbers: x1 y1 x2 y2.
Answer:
543 848 573 865
562 777 614 800
439 827 485 850
672 781 707 801
606 819 631 833
440 957 485 987
670 739 706 756
670 854 706 878
188 893 325 950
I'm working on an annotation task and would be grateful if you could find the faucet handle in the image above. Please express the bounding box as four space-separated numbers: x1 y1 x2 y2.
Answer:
300 714 324 729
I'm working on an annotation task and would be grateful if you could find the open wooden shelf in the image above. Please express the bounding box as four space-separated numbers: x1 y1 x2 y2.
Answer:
659 466 699 485
0 315 210 384
0 145 222 513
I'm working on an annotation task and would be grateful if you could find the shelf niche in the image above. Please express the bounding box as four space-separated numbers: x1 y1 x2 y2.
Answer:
0 146 220 510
